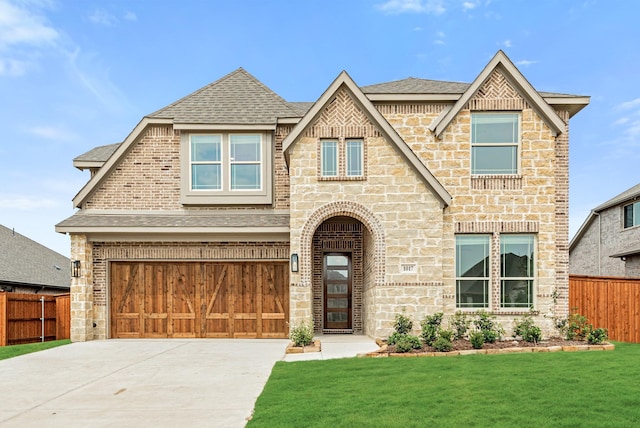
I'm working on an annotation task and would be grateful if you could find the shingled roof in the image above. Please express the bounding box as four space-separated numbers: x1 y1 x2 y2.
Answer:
147 68 302 125
361 77 470 94
0 225 70 290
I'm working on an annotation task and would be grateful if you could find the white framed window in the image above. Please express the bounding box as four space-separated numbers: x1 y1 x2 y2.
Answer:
500 235 535 308
181 132 272 205
624 202 640 229
346 139 363 176
471 113 520 175
321 140 338 177
456 235 490 308
455 233 536 310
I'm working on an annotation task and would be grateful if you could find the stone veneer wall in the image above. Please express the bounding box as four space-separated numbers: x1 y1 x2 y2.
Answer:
87 241 289 340
70 234 94 341
312 221 363 333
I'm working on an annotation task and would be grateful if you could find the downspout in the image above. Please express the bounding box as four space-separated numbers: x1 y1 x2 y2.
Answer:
594 212 601 275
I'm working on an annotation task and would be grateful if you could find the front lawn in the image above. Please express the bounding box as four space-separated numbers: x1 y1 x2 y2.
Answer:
248 342 640 427
0 339 71 361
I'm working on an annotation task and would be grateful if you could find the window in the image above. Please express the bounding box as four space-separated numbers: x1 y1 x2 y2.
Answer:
321 141 338 177
319 138 364 179
456 235 490 308
346 139 363 176
471 113 520 175
500 235 535 308
181 132 272 205
624 201 640 228
455 233 536 309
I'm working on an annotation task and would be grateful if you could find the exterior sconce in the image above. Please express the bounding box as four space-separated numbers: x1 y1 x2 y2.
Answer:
290 254 299 272
72 260 81 278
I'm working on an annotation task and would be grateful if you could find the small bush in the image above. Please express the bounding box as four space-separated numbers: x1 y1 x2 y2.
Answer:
470 331 485 349
433 337 453 352
438 329 454 342
290 320 314 347
514 311 542 343
388 332 403 345
394 312 413 334
450 311 470 340
420 313 444 346
566 311 591 340
473 310 504 343
395 334 423 353
587 328 608 344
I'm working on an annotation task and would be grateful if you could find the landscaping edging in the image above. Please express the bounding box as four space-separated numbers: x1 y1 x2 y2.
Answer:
285 340 322 354
365 342 615 358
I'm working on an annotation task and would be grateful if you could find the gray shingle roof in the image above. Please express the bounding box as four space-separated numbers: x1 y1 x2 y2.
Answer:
74 142 121 163
288 102 314 115
56 212 290 229
147 68 302 124
362 77 470 94
594 183 640 211
0 225 70 289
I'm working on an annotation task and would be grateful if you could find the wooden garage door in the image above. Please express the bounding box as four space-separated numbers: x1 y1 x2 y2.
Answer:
110 262 289 339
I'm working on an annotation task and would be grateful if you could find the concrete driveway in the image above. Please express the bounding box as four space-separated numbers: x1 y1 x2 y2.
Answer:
0 339 289 428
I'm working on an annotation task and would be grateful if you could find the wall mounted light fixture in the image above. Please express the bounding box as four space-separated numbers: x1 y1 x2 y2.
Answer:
290 253 299 272
71 260 81 278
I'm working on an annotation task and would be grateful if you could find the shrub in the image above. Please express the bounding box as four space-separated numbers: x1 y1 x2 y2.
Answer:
514 311 543 343
566 311 591 340
469 331 485 349
433 337 453 352
450 311 470 340
388 332 403 345
290 320 314 347
587 328 608 344
395 334 423 353
438 329 454 342
473 310 504 343
394 312 413 335
420 313 444 346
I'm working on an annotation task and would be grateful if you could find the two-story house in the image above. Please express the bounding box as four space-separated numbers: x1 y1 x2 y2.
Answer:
570 183 640 277
56 51 589 342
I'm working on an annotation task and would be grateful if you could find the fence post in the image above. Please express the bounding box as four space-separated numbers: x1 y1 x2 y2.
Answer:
0 293 6 346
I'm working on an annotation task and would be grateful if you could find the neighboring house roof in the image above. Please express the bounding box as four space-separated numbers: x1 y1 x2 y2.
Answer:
73 142 121 170
281 70 452 208
147 68 301 125
0 225 70 290
430 50 567 138
570 182 640 251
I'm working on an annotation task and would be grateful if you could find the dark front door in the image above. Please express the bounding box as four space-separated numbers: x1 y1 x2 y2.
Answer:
323 253 352 330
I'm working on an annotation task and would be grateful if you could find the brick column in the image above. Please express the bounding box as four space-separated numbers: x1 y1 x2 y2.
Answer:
70 234 94 342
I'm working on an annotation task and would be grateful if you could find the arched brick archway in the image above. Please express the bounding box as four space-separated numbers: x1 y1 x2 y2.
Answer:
299 201 386 288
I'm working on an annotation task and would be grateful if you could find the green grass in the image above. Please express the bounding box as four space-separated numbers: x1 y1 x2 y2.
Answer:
0 339 71 360
248 342 640 427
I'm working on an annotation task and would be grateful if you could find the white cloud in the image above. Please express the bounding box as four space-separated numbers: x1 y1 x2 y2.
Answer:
613 117 630 126
89 9 117 26
462 1 477 10
0 196 59 210
617 98 640 111
413 26 423 31
29 125 77 141
124 11 137 21
376 0 446 15
0 0 58 49
501 39 512 48
0 57 28 76
516 59 537 66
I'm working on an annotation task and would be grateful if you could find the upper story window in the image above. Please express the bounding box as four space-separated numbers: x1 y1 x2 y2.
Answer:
320 138 364 179
181 132 272 205
471 113 520 175
624 201 640 228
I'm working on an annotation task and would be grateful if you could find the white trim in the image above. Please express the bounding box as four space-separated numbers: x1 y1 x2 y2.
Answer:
174 123 276 130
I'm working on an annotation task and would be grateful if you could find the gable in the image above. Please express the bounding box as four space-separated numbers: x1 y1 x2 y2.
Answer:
466 68 528 111
283 71 451 207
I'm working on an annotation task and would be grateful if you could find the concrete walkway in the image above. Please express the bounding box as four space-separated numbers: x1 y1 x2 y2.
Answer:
0 336 379 427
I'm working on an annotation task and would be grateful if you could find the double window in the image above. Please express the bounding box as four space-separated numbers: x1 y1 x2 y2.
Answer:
456 234 535 309
624 201 640 229
471 113 520 175
181 132 271 205
320 139 364 178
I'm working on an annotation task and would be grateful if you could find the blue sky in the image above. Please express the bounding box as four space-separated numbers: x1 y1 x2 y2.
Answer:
0 0 639 256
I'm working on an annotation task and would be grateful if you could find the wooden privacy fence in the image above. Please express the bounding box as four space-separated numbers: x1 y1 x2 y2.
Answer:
569 275 640 343
0 293 70 346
